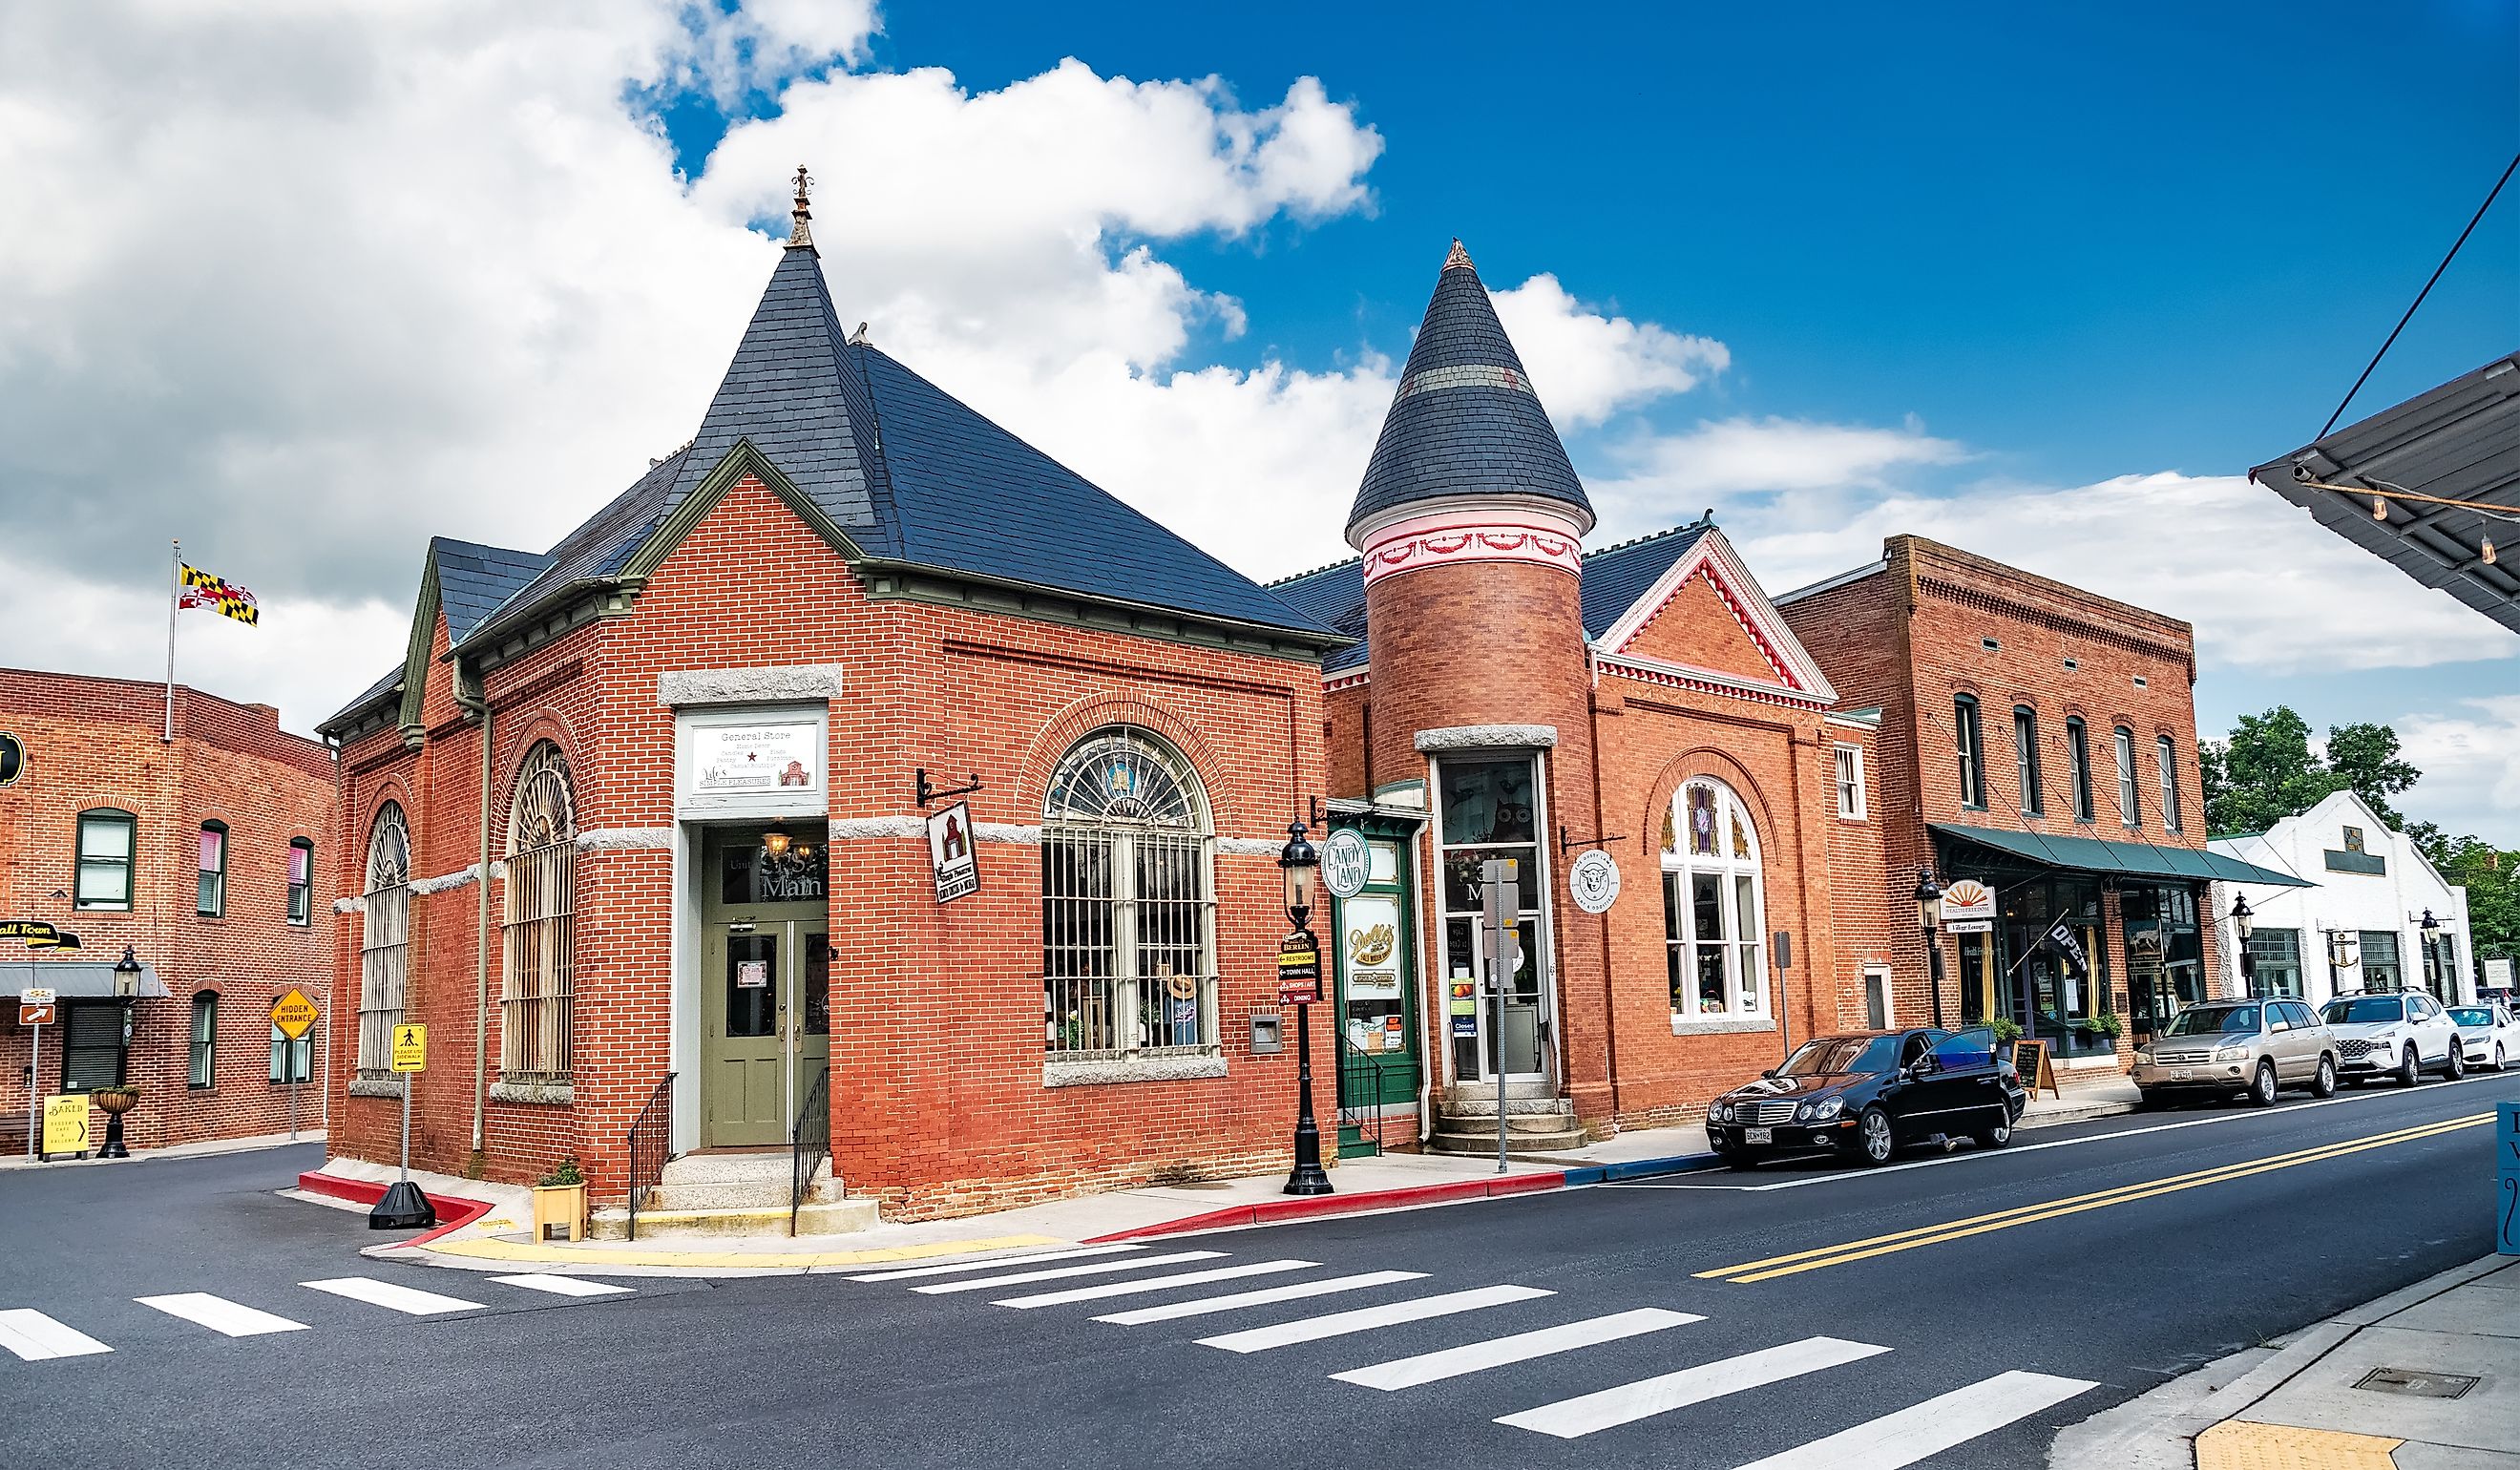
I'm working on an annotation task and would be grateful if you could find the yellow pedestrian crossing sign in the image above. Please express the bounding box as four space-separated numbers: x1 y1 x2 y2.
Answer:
390 1023 428 1073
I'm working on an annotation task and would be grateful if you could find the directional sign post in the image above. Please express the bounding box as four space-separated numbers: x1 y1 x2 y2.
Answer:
9 924 67 1161
370 1022 435 1230
270 989 319 1142
1481 858 1519 1176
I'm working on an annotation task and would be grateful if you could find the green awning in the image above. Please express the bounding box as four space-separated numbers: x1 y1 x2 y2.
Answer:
1929 824 2315 889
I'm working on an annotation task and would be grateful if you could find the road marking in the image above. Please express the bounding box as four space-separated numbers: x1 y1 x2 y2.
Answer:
135 1292 308 1336
1197 1285 1551 1354
912 1250 1224 1295
1727 1369 2096 1468
993 1260 1316 1309
848 1244 1145 1282
301 1277 484 1315
1333 1307 1704 1391
0 1309 113 1360
489 1274 636 1298
1623 1077 2520 1194
1497 1335 1892 1438
1094 1270 1428 1325
1696 1113 2489 1283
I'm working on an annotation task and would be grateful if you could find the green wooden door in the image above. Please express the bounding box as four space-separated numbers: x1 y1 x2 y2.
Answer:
1334 830 1421 1110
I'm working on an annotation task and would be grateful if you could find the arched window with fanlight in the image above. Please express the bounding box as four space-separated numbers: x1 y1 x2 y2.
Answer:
1662 778 1770 1023
501 742 576 1082
1041 727 1215 1059
357 802 411 1074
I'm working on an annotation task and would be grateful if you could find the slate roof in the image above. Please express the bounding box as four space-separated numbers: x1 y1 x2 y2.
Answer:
432 537 553 643
1267 558 1370 672
1347 242 1594 536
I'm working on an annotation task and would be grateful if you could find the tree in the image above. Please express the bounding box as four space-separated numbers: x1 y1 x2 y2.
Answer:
2201 707 2426 836
2320 722 2422 828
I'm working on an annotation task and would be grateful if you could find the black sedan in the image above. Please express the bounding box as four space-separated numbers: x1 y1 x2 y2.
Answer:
1704 1027 2027 1167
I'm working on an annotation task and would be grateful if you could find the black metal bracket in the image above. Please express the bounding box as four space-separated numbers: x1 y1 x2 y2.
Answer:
1558 825 1627 853
915 768 984 808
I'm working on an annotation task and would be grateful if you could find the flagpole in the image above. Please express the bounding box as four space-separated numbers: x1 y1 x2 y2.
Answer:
164 538 179 744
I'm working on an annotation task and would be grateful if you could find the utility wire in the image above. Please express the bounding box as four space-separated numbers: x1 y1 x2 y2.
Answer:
2320 148 2520 438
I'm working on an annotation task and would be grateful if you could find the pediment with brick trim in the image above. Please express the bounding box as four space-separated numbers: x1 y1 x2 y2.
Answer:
1589 525 1838 705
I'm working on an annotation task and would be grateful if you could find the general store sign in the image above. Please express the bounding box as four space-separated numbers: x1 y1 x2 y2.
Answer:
689 723 821 796
1941 878 1995 934
926 802 980 905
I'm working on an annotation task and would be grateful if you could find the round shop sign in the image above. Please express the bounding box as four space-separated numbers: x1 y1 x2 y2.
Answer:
1569 849 1622 914
0 731 22 788
1320 828 1372 900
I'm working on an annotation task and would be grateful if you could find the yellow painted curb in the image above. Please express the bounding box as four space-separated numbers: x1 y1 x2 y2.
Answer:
424 1231 1065 1270
2195 1421 2404 1470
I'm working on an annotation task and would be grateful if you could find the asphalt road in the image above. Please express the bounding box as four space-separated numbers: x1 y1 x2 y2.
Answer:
4 1070 2515 1470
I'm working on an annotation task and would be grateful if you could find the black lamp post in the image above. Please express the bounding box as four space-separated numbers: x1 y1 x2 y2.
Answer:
2231 895 2257 997
100 946 142 1159
1913 868 1945 1030
1279 821 1332 1197
2418 909 2441 996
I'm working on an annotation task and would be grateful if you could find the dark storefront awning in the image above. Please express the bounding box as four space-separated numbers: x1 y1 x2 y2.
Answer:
1930 824 2314 889
2 959 170 998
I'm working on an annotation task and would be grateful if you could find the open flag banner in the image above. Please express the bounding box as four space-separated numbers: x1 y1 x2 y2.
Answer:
178 563 259 626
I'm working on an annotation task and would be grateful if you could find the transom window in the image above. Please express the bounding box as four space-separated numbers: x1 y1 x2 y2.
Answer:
357 803 411 1075
74 808 136 911
1663 779 1768 1023
501 743 577 1083
1041 727 1216 1059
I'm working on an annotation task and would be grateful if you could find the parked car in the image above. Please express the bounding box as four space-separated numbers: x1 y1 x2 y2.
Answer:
2446 1001 2520 1071
2319 992 2465 1086
1704 1027 2026 1168
2132 998 2337 1106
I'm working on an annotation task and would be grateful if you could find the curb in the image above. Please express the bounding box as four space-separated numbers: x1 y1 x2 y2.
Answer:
298 1169 494 1248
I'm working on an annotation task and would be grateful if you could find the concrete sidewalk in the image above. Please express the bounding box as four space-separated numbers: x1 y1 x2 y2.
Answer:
0 1125 325 1170
2053 1253 2520 1470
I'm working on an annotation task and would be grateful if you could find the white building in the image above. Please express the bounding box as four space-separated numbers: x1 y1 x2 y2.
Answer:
2209 790 2473 1006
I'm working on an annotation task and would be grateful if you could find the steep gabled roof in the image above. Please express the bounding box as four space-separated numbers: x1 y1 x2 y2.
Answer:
1579 524 1711 640
1347 241 1593 539
1267 558 1369 672
432 537 552 643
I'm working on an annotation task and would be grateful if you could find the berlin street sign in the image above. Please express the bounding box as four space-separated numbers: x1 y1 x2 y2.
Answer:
270 988 321 1040
1277 930 1322 1005
391 1023 429 1073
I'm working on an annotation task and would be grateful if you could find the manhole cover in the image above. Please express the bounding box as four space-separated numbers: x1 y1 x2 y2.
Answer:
2352 1367 2480 1399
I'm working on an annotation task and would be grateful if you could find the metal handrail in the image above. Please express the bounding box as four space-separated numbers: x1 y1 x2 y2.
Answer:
624 1071 674 1243
791 1064 830 1237
1336 1032 1386 1154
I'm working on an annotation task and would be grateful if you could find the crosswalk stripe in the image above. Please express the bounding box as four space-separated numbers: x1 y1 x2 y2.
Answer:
849 1244 1147 1283
0 1309 113 1360
1333 1307 1704 1391
301 1277 484 1315
135 1293 308 1337
1197 1285 1552 1354
1726 1369 2097 1469
913 1250 1225 1295
489 1274 636 1298
1095 1270 1429 1326
1497 1335 1892 1438
994 1260 1316 1310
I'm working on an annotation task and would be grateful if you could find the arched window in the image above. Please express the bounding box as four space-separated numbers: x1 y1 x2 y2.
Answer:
1041 727 1215 1058
2013 707 2043 816
2114 725 2140 828
1953 695 1984 808
2157 735 2181 832
357 802 411 1074
501 743 577 1082
1663 778 1769 1022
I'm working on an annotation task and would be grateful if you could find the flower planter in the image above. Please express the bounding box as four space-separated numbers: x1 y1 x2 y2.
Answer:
532 1183 587 1243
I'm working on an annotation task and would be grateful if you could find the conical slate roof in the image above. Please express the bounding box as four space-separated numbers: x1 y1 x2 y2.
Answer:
1346 241 1593 540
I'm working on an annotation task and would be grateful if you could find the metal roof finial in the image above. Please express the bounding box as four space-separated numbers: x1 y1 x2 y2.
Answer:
787 164 814 249
1444 238 1474 271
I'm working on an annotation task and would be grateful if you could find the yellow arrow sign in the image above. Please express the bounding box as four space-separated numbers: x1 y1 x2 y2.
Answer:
269 988 320 1040
390 1023 428 1073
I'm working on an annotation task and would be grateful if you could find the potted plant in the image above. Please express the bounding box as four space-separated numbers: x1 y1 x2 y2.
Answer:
1987 1018 2023 1045
2091 1012 2125 1045
532 1155 588 1243
91 1084 139 1159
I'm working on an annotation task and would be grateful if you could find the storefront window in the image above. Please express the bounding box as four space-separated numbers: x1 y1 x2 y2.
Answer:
2124 883 2202 1037
2360 931 2404 993
2247 928 2303 998
1662 779 1766 1023
1438 755 1546 1079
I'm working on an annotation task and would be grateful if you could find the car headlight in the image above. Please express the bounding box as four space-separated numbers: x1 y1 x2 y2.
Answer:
2214 1045 2249 1061
1810 1096 1844 1121
1710 1102 1732 1123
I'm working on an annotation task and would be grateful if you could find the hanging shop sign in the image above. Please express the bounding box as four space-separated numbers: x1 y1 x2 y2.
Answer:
925 801 980 905
1276 930 1322 1005
1568 850 1622 914
1941 878 1996 934
1320 829 1371 901
0 731 22 788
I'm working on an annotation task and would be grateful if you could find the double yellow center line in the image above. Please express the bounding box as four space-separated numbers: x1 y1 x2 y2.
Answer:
1693 1111 2493 1285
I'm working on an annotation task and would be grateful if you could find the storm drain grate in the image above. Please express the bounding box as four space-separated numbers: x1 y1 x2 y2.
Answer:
2352 1367 2480 1399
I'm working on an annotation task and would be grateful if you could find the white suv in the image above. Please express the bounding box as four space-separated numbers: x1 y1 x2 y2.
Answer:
2320 992 2465 1086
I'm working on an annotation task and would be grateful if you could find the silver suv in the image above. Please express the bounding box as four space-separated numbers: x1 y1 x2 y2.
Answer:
2320 992 2465 1086
2133 998 2339 1106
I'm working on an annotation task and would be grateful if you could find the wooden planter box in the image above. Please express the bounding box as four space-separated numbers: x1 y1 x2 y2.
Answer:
532 1183 587 1243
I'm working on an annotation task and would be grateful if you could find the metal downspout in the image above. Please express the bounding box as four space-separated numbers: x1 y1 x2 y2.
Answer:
472 697 492 1161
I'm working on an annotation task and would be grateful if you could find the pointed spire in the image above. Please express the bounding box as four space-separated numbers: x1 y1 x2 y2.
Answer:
1345 240 1593 542
787 164 815 250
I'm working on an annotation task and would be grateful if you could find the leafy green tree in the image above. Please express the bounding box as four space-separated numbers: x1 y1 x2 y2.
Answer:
2320 722 2422 828
2202 706 2344 834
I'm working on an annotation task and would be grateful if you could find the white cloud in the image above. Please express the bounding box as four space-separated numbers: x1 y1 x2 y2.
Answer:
2398 696 2520 824
1490 274 1729 428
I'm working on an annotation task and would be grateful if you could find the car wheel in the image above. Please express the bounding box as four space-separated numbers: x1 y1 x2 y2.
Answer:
2249 1060 2278 1106
2310 1055 2337 1098
1972 1114 2012 1149
2443 1042 2466 1081
2398 1046 2422 1087
1857 1106 1896 1166
2496 1043 2508 1071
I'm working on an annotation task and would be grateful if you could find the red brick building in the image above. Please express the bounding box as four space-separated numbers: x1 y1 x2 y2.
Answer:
0 669 335 1152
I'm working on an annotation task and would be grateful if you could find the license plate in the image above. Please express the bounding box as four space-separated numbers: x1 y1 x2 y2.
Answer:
1745 1127 1774 1144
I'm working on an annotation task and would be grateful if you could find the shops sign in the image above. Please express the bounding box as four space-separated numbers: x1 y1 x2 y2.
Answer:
1320 829 1371 901
925 801 980 905
1276 930 1322 1005
1941 878 1995 934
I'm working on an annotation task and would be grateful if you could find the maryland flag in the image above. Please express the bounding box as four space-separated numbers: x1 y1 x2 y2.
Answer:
178 563 260 626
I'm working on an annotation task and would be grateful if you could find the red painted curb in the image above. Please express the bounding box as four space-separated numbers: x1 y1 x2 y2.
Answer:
1082 1170 1566 1243
298 1169 493 1247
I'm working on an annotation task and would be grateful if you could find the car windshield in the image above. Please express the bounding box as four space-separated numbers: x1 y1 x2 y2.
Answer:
2322 998 2404 1025
2448 1007 2492 1026
1780 1036 1900 1076
2164 1005 2258 1036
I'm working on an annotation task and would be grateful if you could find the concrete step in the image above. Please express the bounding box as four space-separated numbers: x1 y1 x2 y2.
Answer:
1428 1126 1588 1155
1438 1093 1577 1118
1444 1080 1557 1102
590 1197 878 1241
1430 1111 1581 1139
661 1150 795 1186
646 1176 844 1212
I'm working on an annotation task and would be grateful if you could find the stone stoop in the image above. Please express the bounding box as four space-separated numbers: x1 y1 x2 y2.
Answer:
1429 1086 1586 1154
587 1150 874 1240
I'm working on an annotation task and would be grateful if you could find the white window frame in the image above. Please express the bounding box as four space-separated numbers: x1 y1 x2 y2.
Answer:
1832 744 1866 820
1664 778 1770 1027
2157 735 2181 832
2114 725 2139 828
500 742 578 1083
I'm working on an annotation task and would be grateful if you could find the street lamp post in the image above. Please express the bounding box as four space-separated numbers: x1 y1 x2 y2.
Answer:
1279 822 1332 1197
1913 868 1945 1030
2231 895 2256 998
2418 909 2442 997
99 946 142 1159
